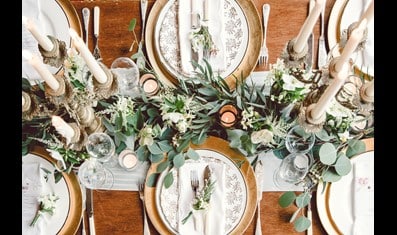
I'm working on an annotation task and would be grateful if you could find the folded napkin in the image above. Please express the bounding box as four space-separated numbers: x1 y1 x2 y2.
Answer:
352 156 374 235
178 161 225 234
22 162 46 235
178 0 226 75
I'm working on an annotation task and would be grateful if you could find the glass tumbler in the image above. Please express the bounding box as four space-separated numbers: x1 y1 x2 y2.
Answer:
85 132 116 163
285 125 315 154
273 152 310 189
110 57 140 97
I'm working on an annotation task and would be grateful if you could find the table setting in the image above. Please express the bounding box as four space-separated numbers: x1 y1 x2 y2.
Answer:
22 0 374 234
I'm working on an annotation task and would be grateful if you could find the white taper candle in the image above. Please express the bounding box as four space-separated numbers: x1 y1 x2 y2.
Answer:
22 16 54 52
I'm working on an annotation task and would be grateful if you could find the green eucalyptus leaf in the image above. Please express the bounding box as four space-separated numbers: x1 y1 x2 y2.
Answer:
54 171 63 183
278 191 296 208
128 18 136 31
346 139 366 158
198 87 217 97
176 138 190 153
186 148 199 160
156 161 169 173
167 150 177 161
157 140 173 152
148 143 163 155
115 142 127 154
147 107 160 118
319 143 337 165
102 118 115 132
192 132 207 145
173 153 185 168
150 153 164 163
334 153 352 176
164 171 174 188
294 216 311 232
295 192 311 208
137 145 149 161
146 173 159 187
226 129 245 148
315 129 334 141
322 168 342 182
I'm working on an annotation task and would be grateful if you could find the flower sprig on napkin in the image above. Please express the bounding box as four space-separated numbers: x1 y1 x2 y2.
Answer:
30 193 59 227
181 178 216 224
190 25 218 57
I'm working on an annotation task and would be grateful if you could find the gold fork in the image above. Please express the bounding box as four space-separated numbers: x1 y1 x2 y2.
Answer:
138 180 151 235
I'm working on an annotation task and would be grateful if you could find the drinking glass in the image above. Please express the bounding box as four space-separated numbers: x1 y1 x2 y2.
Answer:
285 125 315 154
273 152 310 190
78 159 114 189
110 57 140 97
85 132 116 163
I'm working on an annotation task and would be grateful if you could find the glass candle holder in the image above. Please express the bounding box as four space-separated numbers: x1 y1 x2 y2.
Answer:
219 104 238 128
139 73 160 96
118 149 140 171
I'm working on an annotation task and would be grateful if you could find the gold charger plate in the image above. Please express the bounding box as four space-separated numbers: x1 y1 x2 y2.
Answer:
145 0 262 90
316 138 374 235
56 0 83 37
22 146 83 235
144 136 257 234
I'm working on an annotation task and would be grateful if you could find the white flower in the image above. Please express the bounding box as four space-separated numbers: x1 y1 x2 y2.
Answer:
176 120 188 133
138 126 154 146
326 98 353 118
282 74 305 91
338 131 352 143
251 129 274 145
271 58 286 72
163 112 184 124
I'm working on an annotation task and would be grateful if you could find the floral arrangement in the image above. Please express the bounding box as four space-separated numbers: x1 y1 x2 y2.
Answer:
22 28 373 232
30 193 59 226
190 24 218 57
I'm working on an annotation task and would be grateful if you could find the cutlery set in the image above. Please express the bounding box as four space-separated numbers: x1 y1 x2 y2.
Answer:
81 6 102 60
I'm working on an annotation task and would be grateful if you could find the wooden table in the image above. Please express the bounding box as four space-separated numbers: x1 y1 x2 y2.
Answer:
69 0 337 234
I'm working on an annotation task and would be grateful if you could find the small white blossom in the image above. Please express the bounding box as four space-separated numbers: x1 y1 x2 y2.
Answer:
138 125 154 146
282 74 305 91
251 129 274 145
338 131 352 143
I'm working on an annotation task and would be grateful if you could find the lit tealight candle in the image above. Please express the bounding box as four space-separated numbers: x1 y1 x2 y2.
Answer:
140 74 160 96
69 28 108 84
51 116 75 144
22 16 54 52
22 50 60 91
118 149 138 170
219 104 238 128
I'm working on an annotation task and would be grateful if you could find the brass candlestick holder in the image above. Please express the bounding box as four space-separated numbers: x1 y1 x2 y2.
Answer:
93 62 118 99
38 35 67 68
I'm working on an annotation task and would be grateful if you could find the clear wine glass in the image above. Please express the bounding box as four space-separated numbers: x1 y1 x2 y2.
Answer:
285 125 315 154
273 152 310 190
85 132 116 163
110 57 140 97
78 158 114 189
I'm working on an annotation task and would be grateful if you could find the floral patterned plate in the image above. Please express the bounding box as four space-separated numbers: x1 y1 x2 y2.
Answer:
145 0 262 89
155 149 247 234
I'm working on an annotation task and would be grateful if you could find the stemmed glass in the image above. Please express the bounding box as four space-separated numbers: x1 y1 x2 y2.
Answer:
274 126 315 189
110 57 140 98
78 132 116 189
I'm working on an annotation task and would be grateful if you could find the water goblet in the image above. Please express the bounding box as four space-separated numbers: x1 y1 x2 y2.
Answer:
78 158 114 189
110 57 140 97
85 132 116 163
273 152 310 190
285 125 315 154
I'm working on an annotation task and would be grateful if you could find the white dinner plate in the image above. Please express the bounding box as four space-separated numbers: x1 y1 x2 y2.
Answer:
316 150 374 235
154 0 249 79
22 147 82 234
22 0 81 83
327 0 374 77
155 149 247 234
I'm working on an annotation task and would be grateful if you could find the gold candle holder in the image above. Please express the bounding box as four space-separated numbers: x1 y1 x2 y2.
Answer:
219 104 238 128
38 35 67 68
93 62 118 99
22 91 40 120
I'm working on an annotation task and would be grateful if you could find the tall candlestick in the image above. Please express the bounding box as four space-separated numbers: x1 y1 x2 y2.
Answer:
22 16 54 52
69 28 108 84
359 0 374 24
310 69 348 120
334 19 367 72
22 50 60 91
51 116 75 143
364 80 374 97
293 0 325 54
203 0 209 21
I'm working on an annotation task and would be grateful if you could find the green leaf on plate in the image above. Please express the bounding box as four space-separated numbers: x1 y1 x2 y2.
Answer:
319 143 337 165
294 216 311 232
186 148 199 160
163 171 174 188
173 153 185 168
156 161 169 173
54 171 63 184
128 18 136 31
295 192 311 208
146 173 159 187
322 168 342 182
278 191 296 208
346 139 366 158
334 153 352 176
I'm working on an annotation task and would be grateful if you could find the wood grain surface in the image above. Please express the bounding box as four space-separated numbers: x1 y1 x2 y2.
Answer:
68 0 337 234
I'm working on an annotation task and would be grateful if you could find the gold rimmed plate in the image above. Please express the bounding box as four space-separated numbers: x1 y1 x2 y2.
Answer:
144 136 257 234
22 146 83 235
145 0 262 90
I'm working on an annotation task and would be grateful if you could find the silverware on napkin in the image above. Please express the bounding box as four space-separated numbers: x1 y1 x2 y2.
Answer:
254 160 264 235
317 0 327 69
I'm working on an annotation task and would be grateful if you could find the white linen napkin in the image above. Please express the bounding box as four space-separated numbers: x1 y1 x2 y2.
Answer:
177 162 225 234
178 0 226 75
22 162 46 235
352 156 374 235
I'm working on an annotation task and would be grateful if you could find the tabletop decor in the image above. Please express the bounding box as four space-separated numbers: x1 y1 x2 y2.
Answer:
30 193 60 227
